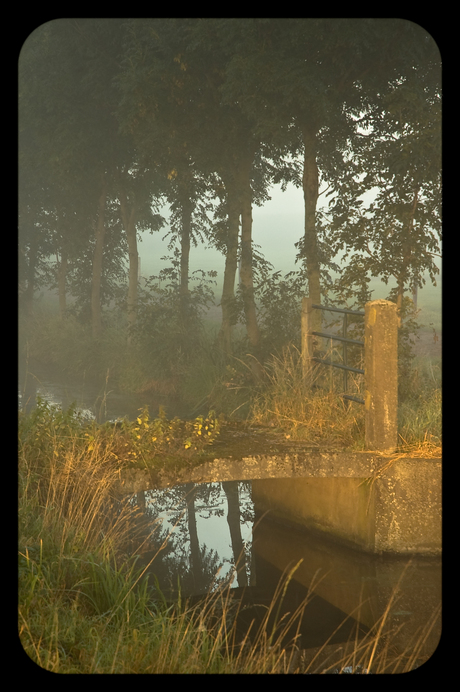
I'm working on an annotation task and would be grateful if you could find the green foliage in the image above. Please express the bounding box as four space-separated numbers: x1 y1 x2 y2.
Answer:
18 397 86 482
255 269 304 357
19 396 221 473
395 294 423 401
76 553 154 625
397 355 441 450
116 406 221 467
398 388 441 450
322 58 441 306
64 214 129 321
132 254 217 381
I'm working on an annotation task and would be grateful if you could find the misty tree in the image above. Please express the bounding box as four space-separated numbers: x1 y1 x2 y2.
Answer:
19 20 119 335
216 19 441 334
18 21 95 316
180 19 301 367
114 161 166 344
117 19 265 367
19 19 168 339
19 18 441 369
116 19 217 330
323 42 441 319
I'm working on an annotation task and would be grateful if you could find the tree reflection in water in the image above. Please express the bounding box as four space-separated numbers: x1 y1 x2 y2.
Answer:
126 481 254 599
118 480 440 662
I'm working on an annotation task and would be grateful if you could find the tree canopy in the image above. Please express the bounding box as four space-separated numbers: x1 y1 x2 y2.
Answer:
19 18 441 355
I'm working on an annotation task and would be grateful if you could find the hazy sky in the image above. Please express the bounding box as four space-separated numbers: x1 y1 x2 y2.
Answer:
138 182 305 283
138 181 441 305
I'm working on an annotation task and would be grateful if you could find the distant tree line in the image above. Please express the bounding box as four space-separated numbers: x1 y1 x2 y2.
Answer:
19 18 441 363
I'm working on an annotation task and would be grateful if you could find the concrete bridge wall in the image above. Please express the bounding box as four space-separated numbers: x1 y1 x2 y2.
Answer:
251 457 441 555
114 450 441 555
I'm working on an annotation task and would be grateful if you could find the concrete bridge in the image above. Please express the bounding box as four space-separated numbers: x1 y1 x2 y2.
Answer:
113 298 441 557
114 442 441 556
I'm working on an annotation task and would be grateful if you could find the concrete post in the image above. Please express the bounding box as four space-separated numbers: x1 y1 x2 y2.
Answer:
301 297 314 383
364 300 398 453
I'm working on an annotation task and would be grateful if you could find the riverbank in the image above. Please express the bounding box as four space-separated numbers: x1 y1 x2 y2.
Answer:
18 403 440 673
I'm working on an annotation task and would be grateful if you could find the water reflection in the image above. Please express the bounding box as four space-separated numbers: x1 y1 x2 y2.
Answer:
252 501 441 660
129 482 253 597
124 480 441 660
18 362 182 422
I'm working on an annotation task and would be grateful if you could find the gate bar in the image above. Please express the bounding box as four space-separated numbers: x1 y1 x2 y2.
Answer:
311 357 364 375
311 330 364 347
343 394 365 405
311 303 365 317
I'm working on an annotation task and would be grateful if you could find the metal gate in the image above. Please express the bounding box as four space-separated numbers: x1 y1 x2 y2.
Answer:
310 303 365 405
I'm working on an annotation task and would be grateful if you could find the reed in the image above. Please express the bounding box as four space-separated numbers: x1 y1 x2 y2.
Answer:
18 402 440 673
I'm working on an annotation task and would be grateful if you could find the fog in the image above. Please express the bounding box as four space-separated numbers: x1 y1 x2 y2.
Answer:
138 182 305 284
138 181 441 304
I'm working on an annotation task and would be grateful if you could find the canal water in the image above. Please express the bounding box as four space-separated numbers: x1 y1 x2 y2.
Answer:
18 366 441 670
18 361 184 422
127 480 441 667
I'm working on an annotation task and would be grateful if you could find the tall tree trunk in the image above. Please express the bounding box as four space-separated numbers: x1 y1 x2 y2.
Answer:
91 175 107 339
396 188 419 328
301 123 321 335
179 196 193 323
57 249 67 319
218 176 240 356
119 186 138 346
239 154 263 379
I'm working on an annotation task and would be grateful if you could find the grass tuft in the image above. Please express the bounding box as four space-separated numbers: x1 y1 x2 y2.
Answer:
250 346 365 448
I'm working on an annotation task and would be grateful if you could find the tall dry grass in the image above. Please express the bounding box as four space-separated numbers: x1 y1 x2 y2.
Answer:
18 402 309 673
19 402 135 557
397 357 442 456
250 346 365 447
249 345 441 456
18 402 440 673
